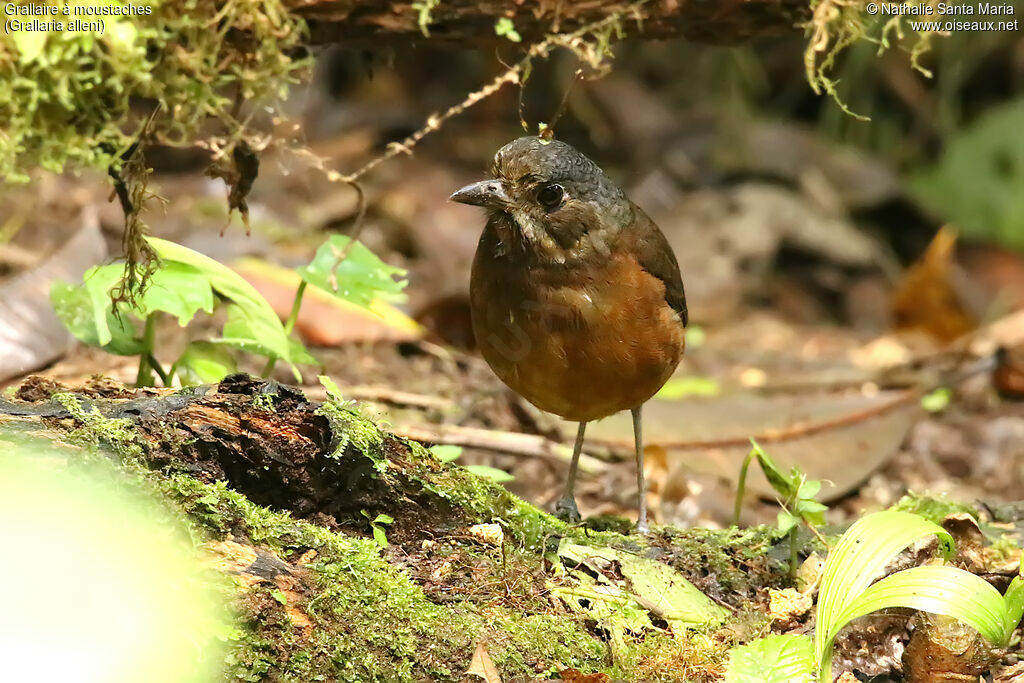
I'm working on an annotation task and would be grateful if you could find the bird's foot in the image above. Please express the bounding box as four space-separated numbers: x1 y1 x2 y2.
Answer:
554 496 581 524
634 519 650 535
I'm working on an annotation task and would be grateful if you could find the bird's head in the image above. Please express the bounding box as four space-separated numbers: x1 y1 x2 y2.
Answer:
450 137 632 263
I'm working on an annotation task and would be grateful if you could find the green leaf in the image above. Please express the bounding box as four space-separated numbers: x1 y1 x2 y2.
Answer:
50 267 143 356
146 238 267 312
464 465 514 483
494 17 522 42
656 376 720 399
215 305 303 382
270 588 288 605
1002 574 1024 636
372 525 388 548
751 439 797 498
373 514 394 525
777 510 799 535
429 445 463 463
558 542 729 631
288 337 318 367
909 98 1024 250
798 478 822 500
834 564 1010 647
319 375 344 400
815 510 957 680
797 500 828 527
137 261 215 325
145 237 307 379
52 257 215 360
82 264 129 347
297 235 407 309
171 342 236 385
724 634 814 683
921 387 952 413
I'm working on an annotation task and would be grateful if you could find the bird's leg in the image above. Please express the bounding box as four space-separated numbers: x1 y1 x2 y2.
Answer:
632 406 649 534
555 421 587 523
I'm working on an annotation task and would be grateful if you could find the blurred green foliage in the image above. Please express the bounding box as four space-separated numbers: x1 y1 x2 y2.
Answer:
909 98 1024 249
0 424 230 683
50 235 407 386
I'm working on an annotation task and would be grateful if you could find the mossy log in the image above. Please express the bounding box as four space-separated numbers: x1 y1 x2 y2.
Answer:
0 374 795 682
290 0 811 46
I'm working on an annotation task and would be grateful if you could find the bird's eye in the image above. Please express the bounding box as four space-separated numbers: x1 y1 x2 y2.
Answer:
536 183 564 210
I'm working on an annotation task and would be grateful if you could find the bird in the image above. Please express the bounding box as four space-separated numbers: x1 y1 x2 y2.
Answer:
450 136 687 532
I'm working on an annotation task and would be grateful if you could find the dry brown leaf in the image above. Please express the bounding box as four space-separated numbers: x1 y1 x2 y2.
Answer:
994 661 1024 683
576 390 917 503
285 604 313 630
467 523 504 547
274 575 312 629
0 209 107 382
767 587 812 626
233 258 422 346
941 513 987 574
891 226 977 342
994 345 1024 399
903 613 996 682
466 640 501 683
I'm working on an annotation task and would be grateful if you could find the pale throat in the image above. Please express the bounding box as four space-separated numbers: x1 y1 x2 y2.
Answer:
504 210 620 266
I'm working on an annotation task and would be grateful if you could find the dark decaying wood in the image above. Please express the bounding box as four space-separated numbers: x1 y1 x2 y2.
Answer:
0 373 498 541
287 0 811 46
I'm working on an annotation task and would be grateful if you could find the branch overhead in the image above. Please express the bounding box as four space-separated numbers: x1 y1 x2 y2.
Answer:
288 0 810 45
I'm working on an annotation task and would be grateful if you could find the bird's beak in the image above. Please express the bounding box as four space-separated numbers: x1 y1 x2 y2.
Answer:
449 180 511 208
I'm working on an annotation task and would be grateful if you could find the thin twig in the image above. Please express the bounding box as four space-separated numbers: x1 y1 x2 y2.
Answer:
296 3 649 188
395 423 607 473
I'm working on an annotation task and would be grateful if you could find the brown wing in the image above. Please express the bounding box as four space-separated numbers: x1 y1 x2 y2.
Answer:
627 204 687 327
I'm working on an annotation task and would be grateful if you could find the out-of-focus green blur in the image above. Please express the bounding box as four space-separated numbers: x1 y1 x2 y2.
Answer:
0 423 229 683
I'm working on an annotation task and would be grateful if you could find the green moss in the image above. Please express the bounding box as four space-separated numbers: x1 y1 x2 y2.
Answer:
317 396 389 471
316 391 597 550
804 0 943 119
24 388 793 682
988 535 1022 566
1 0 308 182
157 471 620 682
51 392 145 459
251 391 278 413
660 525 782 595
893 493 979 525
488 610 608 676
307 548 474 681
317 388 779 596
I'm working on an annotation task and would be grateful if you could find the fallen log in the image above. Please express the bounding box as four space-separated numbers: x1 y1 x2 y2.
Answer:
289 0 811 46
0 373 791 681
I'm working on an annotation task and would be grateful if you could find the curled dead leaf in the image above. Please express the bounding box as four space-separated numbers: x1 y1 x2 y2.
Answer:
941 513 986 573
796 552 825 595
467 640 501 683
994 346 1024 399
891 226 977 343
468 523 504 546
903 613 998 683
767 587 812 626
